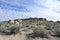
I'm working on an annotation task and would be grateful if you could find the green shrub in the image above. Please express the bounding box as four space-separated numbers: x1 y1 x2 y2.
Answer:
53 29 60 37
45 26 52 30
33 27 49 38
0 25 8 32
25 25 29 27
7 26 20 34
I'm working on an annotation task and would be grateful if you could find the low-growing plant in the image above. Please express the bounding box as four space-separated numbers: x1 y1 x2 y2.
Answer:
45 26 52 30
6 26 20 34
10 27 20 34
25 25 29 27
33 27 49 38
53 29 60 37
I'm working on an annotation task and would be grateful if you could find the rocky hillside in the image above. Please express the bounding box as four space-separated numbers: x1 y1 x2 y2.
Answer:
0 18 60 40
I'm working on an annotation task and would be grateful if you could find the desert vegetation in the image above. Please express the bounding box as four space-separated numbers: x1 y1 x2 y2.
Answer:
0 18 60 40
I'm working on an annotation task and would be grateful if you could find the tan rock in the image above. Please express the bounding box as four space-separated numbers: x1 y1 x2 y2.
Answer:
8 20 15 24
14 19 22 22
15 21 19 24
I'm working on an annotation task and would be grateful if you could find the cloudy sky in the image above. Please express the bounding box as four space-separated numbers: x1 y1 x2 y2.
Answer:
0 0 60 21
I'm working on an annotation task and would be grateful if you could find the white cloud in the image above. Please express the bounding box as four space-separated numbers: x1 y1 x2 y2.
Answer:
28 6 60 21
0 0 60 21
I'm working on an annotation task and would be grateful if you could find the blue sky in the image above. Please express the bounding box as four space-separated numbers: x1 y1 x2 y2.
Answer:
0 0 60 21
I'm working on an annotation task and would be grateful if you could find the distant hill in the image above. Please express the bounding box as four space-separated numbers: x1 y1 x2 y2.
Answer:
0 18 60 40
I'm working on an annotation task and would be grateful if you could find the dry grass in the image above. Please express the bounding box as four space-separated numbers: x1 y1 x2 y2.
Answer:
0 18 60 40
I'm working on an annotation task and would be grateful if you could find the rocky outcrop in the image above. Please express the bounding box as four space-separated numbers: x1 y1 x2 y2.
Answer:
14 19 22 23
8 20 15 24
22 18 47 21
39 18 47 21
8 19 22 24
